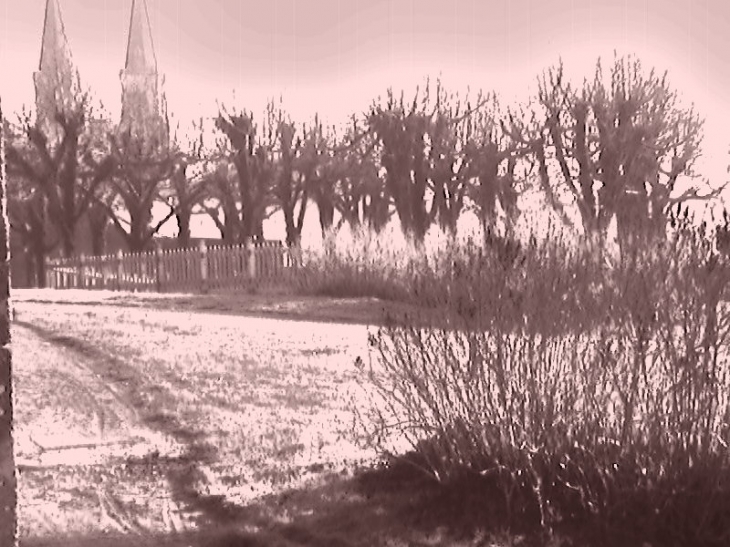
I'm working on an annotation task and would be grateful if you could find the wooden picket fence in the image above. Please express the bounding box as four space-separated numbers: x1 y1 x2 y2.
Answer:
45 239 299 293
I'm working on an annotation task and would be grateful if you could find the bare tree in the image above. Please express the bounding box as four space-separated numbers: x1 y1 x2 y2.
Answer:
0 98 16 547
3 118 58 285
6 174 56 286
158 118 212 248
333 117 391 233
212 106 276 243
270 105 310 247
425 84 482 235
367 84 436 242
307 123 340 237
464 93 525 247
367 78 489 243
505 54 712 250
100 129 177 252
5 96 114 258
200 161 242 244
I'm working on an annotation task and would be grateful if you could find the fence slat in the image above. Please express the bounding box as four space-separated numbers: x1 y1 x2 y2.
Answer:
44 239 291 293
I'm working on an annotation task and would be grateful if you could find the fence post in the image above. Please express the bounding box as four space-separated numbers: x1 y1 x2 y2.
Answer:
199 240 208 294
277 241 285 275
246 238 256 280
116 250 124 291
155 246 164 293
55 259 63 289
59 258 67 289
100 255 107 289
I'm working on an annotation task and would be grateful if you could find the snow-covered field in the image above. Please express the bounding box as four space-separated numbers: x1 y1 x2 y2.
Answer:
11 289 385 541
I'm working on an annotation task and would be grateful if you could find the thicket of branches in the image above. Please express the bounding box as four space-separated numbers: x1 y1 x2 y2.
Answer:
3 53 725 287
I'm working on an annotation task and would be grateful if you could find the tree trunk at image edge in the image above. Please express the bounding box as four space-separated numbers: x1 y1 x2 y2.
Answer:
0 100 17 546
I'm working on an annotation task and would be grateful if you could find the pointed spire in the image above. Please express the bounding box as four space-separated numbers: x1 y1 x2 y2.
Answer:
34 0 80 143
124 0 157 74
119 0 167 149
38 0 73 73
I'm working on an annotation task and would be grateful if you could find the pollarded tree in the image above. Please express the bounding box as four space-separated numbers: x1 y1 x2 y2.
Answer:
213 106 276 243
367 78 489 243
101 128 177 252
5 95 115 258
306 122 340 237
3 117 58 286
425 83 483 235
504 54 714 252
463 92 525 247
200 161 243 244
367 84 437 243
270 103 312 247
158 117 213 249
333 117 391 233
6 173 56 287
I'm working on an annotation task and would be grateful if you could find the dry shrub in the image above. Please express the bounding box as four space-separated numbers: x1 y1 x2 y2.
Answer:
352 217 730 545
292 223 466 304
291 223 413 301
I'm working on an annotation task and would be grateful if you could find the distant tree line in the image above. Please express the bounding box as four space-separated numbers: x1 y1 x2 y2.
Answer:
2 53 723 287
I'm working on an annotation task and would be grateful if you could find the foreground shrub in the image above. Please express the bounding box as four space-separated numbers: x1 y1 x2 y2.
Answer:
353 219 730 545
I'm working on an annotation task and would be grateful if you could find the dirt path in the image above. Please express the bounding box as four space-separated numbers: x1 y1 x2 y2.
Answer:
12 322 192 538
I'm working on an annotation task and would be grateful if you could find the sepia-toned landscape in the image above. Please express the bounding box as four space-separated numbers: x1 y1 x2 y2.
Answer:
3 0 730 545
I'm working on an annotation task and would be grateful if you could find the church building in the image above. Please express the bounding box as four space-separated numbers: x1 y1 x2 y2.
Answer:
35 0 169 147
11 0 170 287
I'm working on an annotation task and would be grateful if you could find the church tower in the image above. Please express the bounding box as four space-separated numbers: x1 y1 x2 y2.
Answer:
33 0 81 146
119 0 168 149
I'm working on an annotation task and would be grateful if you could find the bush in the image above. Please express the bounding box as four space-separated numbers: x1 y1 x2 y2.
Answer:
352 218 730 545
290 223 416 302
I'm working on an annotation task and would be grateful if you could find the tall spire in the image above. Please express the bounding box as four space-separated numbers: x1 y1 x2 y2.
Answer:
120 0 167 149
124 0 157 73
34 0 81 144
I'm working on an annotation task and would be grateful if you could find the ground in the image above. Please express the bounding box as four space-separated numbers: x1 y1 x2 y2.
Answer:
11 289 524 547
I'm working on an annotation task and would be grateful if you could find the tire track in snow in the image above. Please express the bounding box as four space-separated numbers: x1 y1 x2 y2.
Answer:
14 319 249 531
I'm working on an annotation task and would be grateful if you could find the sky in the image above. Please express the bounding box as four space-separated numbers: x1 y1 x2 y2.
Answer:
1 0 729 241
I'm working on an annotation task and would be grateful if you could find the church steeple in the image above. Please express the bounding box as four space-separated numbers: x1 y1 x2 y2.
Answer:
124 0 157 74
119 0 167 149
34 0 80 144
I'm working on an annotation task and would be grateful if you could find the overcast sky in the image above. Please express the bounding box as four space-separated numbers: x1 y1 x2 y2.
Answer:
1 0 729 185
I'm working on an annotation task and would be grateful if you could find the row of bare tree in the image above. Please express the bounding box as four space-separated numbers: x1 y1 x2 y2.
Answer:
2 54 722 287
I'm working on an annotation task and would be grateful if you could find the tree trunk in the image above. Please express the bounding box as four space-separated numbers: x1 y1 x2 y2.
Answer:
24 249 34 287
176 211 191 249
87 204 108 256
0 99 16 547
125 206 154 253
252 220 264 240
61 224 76 258
283 208 298 247
34 246 46 288
89 222 106 257
317 199 335 237
222 207 238 245
126 233 147 253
